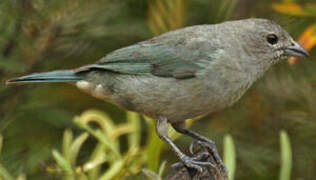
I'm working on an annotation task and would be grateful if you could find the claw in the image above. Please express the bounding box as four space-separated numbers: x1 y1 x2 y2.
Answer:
196 141 221 161
172 155 215 172
182 157 203 172
189 141 195 154
191 160 214 167
171 161 184 169
194 151 210 160
189 141 202 154
195 141 227 173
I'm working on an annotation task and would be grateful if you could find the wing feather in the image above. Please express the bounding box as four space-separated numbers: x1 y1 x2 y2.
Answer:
77 43 210 79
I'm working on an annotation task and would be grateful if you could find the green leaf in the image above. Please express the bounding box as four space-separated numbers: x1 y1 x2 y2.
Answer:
87 144 107 179
223 134 236 180
0 163 15 180
70 133 89 166
82 156 106 172
62 129 73 162
142 169 161 180
99 160 124 180
16 174 27 180
279 130 292 180
73 111 121 159
158 161 167 177
127 111 141 151
144 116 164 172
0 135 3 155
52 150 73 172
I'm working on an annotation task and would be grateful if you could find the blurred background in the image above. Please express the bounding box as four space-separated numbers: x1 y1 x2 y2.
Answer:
0 0 315 179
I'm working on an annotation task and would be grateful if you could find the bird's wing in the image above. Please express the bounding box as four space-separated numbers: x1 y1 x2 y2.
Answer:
77 43 211 79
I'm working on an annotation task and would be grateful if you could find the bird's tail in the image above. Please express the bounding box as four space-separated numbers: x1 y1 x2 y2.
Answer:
6 70 83 85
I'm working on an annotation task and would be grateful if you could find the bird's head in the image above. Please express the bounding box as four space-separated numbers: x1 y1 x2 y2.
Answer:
230 18 309 66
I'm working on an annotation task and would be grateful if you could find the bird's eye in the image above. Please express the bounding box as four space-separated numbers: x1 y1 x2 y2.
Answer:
266 34 278 45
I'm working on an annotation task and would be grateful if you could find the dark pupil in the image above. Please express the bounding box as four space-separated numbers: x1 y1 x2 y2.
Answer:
267 34 278 45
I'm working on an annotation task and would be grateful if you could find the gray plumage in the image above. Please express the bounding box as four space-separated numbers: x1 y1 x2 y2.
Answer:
74 18 305 122
7 18 309 171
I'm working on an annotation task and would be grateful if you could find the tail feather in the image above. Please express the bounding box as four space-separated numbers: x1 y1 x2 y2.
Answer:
6 70 82 85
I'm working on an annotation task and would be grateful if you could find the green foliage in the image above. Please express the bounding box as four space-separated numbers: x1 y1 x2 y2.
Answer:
50 110 144 180
0 135 26 180
0 127 295 180
141 161 166 180
0 164 15 180
223 134 236 180
279 130 292 180
208 0 239 24
50 111 194 179
144 117 163 172
148 0 187 35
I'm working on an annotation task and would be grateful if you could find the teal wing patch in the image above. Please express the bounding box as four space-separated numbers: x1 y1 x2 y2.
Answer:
78 43 206 79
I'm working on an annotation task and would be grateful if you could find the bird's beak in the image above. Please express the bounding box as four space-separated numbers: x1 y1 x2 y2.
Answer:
284 41 310 57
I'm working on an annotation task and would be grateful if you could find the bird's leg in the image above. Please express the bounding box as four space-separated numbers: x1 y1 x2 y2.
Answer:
156 116 213 172
172 122 226 171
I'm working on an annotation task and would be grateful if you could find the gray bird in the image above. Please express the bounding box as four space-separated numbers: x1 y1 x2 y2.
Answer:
7 18 309 171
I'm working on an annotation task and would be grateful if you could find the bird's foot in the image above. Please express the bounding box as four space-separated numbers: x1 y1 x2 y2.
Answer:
172 153 214 172
190 140 227 173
